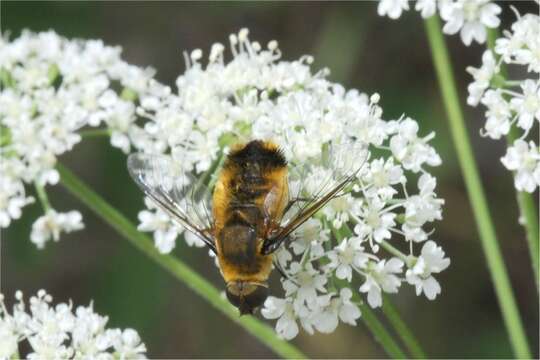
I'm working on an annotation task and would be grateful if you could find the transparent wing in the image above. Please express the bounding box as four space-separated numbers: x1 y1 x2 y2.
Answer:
262 140 368 254
127 153 216 252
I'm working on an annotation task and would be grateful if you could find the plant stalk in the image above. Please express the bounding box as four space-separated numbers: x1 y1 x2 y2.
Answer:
424 16 531 358
357 302 407 359
381 295 426 359
56 163 306 359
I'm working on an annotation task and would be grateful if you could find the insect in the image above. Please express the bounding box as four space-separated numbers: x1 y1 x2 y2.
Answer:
128 139 364 315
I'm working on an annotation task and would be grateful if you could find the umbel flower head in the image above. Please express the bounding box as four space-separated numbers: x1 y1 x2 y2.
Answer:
377 0 501 46
466 10 540 193
0 290 147 359
132 29 449 339
0 31 168 247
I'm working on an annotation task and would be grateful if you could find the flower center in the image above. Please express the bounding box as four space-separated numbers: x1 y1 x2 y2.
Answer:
297 271 314 286
462 1 480 22
331 197 349 212
372 170 388 188
524 94 539 113
366 210 381 228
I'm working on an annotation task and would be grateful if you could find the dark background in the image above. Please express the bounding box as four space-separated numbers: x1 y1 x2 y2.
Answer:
2 1 539 358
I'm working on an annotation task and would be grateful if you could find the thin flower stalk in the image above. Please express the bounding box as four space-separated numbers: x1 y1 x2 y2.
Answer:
381 295 426 359
357 302 407 359
56 163 306 360
424 15 531 358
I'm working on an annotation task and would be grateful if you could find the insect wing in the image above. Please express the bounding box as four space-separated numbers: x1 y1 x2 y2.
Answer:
262 141 368 254
127 153 216 252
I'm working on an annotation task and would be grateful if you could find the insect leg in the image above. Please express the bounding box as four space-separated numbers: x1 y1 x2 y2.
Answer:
262 234 289 255
283 197 311 214
273 260 290 280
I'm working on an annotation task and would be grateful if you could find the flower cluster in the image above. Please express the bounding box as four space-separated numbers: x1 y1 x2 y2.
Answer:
131 29 450 339
0 31 168 247
466 11 540 193
377 0 501 46
1 28 450 340
0 290 146 359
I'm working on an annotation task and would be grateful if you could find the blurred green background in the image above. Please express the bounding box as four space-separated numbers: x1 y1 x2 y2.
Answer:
2 1 539 358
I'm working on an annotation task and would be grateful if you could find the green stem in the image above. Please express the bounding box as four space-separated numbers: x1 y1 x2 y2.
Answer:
381 295 426 359
380 241 409 265
487 29 540 290
79 128 111 138
34 182 52 212
357 302 407 359
514 181 540 287
424 16 531 358
56 163 306 359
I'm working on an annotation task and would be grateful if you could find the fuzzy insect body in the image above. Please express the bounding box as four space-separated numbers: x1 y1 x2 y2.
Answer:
128 139 362 315
212 141 288 314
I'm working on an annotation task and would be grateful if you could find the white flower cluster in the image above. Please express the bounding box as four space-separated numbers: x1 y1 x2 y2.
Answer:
466 11 540 193
0 290 146 359
0 31 166 247
131 29 450 339
377 0 501 46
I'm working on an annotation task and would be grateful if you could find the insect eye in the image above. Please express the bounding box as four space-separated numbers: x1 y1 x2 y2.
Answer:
244 285 269 310
225 289 241 308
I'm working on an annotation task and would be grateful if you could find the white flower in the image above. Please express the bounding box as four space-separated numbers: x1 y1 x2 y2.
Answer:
290 218 329 258
406 240 450 300
440 0 501 46
376 0 502 45
510 79 540 132
403 173 443 230
30 210 84 249
390 117 441 172
311 288 361 333
110 329 147 359
466 50 497 106
327 237 369 282
0 315 19 358
137 198 179 254
283 262 327 309
0 290 147 358
495 13 540 72
360 258 403 308
353 199 396 249
481 90 511 139
377 0 409 19
322 193 354 229
415 0 437 18
501 140 540 193
363 157 404 200
261 297 299 340
0 175 34 228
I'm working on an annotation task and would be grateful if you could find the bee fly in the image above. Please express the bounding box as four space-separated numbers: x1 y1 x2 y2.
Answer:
128 140 363 315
